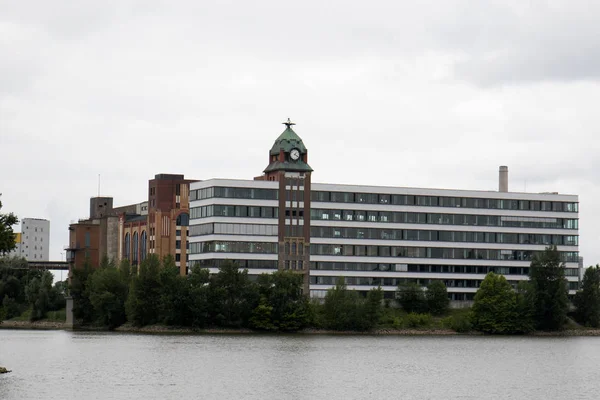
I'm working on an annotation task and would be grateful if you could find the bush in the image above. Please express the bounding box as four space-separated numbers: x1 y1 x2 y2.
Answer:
442 313 473 333
404 313 433 328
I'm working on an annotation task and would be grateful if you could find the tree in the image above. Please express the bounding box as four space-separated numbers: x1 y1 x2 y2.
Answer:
365 287 384 328
209 261 258 327
88 266 128 329
188 267 210 328
528 246 569 331
126 254 161 326
397 283 427 313
322 278 371 331
573 265 600 328
69 258 95 324
471 272 518 334
25 271 54 321
0 199 18 255
426 281 449 315
158 256 190 326
251 271 310 331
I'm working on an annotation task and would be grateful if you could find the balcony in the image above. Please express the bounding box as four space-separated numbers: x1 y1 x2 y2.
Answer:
64 243 81 251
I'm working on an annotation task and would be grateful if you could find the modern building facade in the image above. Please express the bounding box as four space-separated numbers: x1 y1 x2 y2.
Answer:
188 121 580 301
11 218 50 261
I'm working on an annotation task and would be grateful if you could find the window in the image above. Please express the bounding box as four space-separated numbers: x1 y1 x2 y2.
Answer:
132 232 139 265
176 254 181 262
176 212 190 226
85 232 91 248
141 231 147 261
124 233 130 260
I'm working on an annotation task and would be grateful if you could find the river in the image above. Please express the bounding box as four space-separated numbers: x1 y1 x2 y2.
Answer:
1 330 599 399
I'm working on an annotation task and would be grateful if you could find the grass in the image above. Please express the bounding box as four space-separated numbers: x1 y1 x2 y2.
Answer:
8 308 66 323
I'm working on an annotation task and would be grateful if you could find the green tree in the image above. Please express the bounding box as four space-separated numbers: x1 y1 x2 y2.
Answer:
209 261 258 327
514 281 535 334
188 267 210 328
69 258 95 324
25 271 53 321
322 278 371 331
528 246 569 331
88 266 128 329
249 297 276 331
471 272 518 334
397 283 427 314
252 271 310 331
158 256 190 326
0 199 18 255
126 255 161 326
365 287 384 328
573 265 600 328
426 281 450 316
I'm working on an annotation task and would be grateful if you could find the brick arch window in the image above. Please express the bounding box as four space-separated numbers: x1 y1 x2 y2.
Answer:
176 212 189 227
140 231 147 262
132 232 139 265
124 233 130 260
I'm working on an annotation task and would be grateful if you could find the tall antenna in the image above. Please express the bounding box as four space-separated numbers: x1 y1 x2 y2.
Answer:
98 174 101 197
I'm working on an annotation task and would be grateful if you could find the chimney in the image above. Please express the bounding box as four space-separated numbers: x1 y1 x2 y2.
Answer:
499 166 508 192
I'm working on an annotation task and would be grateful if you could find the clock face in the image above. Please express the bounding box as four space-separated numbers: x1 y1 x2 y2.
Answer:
290 149 300 161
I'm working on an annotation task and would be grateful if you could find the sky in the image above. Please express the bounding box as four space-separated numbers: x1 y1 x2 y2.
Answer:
1 0 599 266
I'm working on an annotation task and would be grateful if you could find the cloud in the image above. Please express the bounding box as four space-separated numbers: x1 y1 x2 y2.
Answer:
0 0 598 266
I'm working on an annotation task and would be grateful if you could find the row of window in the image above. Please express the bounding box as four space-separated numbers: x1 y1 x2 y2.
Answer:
191 187 278 201
191 205 278 219
190 223 278 237
188 240 579 262
189 241 277 254
311 244 579 262
189 222 578 246
310 262 580 276
189 186 578 212
123 231 148 265
311 192 578 212
311 209 578 229
309 276 580 291
311 227 578 246
189 259 278 269
190 205 579 230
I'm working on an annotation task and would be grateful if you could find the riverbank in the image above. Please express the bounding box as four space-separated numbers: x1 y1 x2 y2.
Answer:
3 320 600 336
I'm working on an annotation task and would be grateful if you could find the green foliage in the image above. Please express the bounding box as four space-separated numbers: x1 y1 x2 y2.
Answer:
397 283 427 314
126 255 162 327
209 260 259 327
528 246 569 331
25 271 55 321
249 297 276 331
70 258 95 324
472 272 520 334
426 281 450 316
251 271 310 331
404 313 433 328
88 266 128 329
441 312 473 333
573 265 600 328
187 267 210 328
322 278 380 331
365 287 384 328
0 200 19 255
158 259 191 326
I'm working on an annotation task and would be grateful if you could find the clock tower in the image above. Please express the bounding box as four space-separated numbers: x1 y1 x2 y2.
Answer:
256 119 313 295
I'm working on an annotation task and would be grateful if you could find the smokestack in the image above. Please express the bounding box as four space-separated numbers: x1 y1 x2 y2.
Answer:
499 166 508 192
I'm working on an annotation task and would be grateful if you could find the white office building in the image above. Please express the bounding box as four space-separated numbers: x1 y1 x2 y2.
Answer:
188 122 579 301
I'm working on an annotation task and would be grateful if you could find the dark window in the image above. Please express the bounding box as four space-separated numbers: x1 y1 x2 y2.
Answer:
176 212 190 226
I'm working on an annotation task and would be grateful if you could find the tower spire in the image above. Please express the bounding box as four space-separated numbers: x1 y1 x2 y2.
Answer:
283 118 295 128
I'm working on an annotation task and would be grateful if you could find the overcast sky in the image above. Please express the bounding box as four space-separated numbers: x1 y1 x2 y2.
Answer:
1 0 598 266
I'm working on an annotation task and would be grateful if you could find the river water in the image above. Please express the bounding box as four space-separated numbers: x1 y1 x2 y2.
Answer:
1 330 599 400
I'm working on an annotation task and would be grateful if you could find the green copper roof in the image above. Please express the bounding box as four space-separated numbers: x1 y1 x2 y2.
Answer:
269 126 307 156
263 160 313 173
